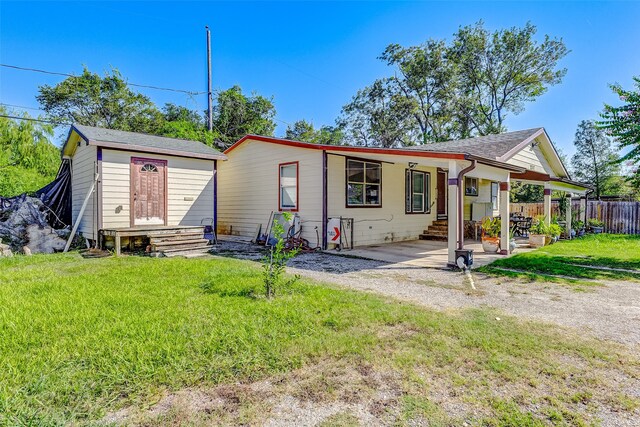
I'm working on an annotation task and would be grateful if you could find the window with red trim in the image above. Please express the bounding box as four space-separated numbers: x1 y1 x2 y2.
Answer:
279 162 298 211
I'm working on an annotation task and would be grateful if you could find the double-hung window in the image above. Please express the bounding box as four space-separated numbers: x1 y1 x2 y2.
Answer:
405 170 430 213
279 162 298 211
346 159 381 207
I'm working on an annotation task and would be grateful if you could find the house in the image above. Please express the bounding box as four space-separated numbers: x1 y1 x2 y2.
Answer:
217 128 589 266
61 124 226 254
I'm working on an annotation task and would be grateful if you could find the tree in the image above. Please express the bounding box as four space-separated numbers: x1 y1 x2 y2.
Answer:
0 108 60 197
340 78 417 147
284 119 344 145
155 103 215 146
37 67 162 133
340 21 568 145
571 120 620 199
211 86 276 149
599 77 640 187
449 21 568 135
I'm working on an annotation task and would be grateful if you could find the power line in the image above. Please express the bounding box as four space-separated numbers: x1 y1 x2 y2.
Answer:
0 103 45 112
0 114 70 126
0 63 207 96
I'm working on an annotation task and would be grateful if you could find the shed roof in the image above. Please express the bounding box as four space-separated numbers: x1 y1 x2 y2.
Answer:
65 124 226 160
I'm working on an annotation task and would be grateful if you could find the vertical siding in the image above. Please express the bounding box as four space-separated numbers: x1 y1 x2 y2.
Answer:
326 155 438 247
71 143 97 239
100 149 214 229
217 140 323 245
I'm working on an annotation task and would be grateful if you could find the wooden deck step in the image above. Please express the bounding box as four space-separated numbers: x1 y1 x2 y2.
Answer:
150 233 205 243
151 238 209 249
161 246 212 257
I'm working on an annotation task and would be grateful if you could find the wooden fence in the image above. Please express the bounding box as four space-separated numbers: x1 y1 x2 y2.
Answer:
511 200 640 234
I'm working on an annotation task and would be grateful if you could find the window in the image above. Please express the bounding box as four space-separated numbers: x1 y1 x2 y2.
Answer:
465 177 478 196
346 159 381 207
491 182 499 210
279 162 298 211
141 163 159 172
405 170 430 213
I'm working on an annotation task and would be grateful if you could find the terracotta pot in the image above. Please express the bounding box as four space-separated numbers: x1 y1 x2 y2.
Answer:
529 234 546 248
481 236 500 253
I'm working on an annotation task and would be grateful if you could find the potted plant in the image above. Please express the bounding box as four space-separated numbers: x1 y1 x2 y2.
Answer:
529 216 548 248
588 218 604 234
548 223 563 244
481 217 501 253
509 228 517 254
574 220 585 237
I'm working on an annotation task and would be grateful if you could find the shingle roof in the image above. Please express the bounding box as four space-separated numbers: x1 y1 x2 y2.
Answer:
405 128 543 160
72 124 225 160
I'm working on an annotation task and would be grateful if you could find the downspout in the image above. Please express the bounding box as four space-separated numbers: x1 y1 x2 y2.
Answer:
321 150 328 250
457 158 476 250
214 159 218 236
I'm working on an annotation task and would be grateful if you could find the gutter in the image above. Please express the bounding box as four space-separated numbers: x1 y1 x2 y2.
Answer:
457 158 477 250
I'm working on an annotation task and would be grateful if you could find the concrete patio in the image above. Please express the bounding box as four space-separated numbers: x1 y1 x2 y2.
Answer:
337 238 533 269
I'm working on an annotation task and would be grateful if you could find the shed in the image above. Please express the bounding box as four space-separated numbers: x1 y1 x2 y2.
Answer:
61 124 226 252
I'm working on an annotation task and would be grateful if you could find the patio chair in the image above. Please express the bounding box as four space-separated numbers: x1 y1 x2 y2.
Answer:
519 217 532 237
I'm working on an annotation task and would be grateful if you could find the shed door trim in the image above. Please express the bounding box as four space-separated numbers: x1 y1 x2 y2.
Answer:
130 157 168 227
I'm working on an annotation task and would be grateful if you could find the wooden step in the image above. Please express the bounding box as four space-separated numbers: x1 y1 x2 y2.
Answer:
161 246 212 258
149 234 207 245
423 228 448 236
419 234 448 241
431 220 448 226
151 238 209 248
424 225 448 233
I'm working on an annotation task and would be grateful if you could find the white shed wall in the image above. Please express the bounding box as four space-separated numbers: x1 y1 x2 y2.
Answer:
217 139 323 244
71 143 97 239
100 149 214 229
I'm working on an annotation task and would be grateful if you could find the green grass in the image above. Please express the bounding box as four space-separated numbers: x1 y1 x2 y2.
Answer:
479 234 640 284
0 254 638 425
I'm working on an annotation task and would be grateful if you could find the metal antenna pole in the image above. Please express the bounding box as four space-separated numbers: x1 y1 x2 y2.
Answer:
206 26 213 132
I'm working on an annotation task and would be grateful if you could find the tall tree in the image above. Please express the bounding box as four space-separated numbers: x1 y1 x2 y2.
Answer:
599 77 640 187
339 78 417 147
37 67 162 133
211 86 276 149
340 21 568 145
284 119 344 145
0 108 60 196
450 21 568 135
571 120 620 199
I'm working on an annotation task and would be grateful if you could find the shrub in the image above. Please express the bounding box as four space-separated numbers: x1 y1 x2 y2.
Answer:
262 212 300 298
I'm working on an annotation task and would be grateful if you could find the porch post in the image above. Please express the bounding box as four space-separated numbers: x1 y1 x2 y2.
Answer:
447 161 460 265
565 193 572 239
499 181 510 255
543 183 552 226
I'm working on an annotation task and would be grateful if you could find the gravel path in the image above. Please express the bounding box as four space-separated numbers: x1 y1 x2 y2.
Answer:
213 241 640 348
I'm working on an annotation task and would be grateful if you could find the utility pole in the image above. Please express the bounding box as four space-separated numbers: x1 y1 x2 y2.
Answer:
206 26 213 132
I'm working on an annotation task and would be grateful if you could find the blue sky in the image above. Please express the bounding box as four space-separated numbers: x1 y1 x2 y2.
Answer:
1 1 639 157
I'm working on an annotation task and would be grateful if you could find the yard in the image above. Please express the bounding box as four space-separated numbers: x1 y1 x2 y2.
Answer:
1 253 639 426
479 234 640 284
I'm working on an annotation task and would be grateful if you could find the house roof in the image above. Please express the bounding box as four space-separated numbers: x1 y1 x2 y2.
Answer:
64 124 226 161
406 128 542 158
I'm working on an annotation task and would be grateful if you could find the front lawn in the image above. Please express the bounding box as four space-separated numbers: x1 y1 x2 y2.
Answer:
0 254 638 425
479 234 640 284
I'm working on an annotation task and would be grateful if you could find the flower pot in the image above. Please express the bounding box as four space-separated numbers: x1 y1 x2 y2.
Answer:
509 239 517 254
529 234 546 248
545 236 553 245
591 226 604 234
570 229 576 238
577 229 586 237
481 236 500 253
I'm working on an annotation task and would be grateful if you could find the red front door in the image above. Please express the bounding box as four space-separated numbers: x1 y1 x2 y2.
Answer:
437 170 447 219
131 157 167 226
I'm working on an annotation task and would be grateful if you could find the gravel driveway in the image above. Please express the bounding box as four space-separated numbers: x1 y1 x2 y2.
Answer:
213 241 640 349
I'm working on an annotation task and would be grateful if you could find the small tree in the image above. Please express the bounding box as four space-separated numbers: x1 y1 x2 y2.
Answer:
262 212 299 298
599 76 640 187
571 120 620 199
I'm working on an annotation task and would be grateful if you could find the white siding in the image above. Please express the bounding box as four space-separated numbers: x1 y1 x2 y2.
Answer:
463 179 499 220
100 149 214 229
71 143 97 239
217 140 323 244
506 143 553 174
327 155 438 247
